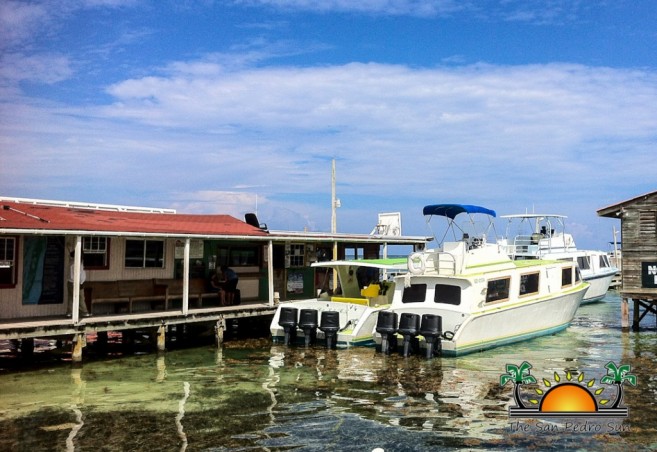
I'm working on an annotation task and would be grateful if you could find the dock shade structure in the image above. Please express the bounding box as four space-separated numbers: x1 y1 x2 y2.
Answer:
597 190 657 330
0 197 429 326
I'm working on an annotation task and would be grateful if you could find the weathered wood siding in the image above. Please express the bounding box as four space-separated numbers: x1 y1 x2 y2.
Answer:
620 194 657 293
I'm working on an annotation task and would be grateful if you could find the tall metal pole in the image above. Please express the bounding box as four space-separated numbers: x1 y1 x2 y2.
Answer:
331 159 338 291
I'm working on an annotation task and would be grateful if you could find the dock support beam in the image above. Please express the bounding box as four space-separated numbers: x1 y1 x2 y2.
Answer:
72 333 85 363
621 297 629 330
21 338 34 357
157 324 166 352
215 316 226 346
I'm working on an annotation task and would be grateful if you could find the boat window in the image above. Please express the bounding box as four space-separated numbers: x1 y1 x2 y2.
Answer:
577 256 591 270
486 278 510 303
575 267 582 283
562 267 573 287
520 272 540 296
402 284 427 303
600 255 610 268
434 284 461 305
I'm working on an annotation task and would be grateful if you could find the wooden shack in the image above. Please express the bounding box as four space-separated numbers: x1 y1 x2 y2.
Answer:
597 190 657 330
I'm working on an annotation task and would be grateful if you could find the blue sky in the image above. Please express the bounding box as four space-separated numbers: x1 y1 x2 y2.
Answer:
2 1 656 250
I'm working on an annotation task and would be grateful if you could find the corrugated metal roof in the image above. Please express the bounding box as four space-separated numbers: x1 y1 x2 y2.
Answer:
0 200 268 237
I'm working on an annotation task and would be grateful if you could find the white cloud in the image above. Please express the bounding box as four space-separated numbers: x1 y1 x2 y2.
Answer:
3 56 656 246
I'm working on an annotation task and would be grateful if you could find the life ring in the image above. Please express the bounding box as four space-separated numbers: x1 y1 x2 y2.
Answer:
408 252 426 275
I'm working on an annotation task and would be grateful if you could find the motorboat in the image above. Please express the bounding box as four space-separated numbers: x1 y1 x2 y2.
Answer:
498 214 618 303
269 258 407 348
372 204 589 357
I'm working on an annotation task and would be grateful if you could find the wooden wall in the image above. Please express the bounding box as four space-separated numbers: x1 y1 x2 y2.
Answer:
619 194 657 293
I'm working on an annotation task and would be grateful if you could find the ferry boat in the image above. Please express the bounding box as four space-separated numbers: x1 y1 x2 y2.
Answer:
499 213 617 303
372 204 589 357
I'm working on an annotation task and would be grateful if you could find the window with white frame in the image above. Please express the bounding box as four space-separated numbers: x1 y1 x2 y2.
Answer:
83 236 109 269
289 244 305 267
0 237 17 286
125 239 165 268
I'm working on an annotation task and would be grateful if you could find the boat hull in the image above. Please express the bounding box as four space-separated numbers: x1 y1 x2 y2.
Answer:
270 300 385 348
374 283 587 356
581 270 617 304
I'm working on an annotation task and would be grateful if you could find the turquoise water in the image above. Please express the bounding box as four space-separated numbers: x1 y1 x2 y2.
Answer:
0 291 656 451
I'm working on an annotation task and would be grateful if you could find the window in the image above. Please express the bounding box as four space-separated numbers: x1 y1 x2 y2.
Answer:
562 267 573 287
599 254 611 268
520 272 539 296
0 237 17 286
434 284 461 305
288 244 305 267
218 245 261 267
402 284 426 303
576 256 591 271
83 237 110 269
125 239 164 268
486 278 510 303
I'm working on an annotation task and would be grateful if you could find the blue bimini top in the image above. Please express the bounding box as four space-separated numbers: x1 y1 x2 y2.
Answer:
422 204 497 219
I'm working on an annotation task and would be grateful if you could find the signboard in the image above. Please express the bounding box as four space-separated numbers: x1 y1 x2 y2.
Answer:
175 239 205 259
641 262 657 288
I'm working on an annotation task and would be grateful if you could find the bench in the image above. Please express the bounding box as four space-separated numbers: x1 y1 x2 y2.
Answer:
87 279 167 314
154 278 220 309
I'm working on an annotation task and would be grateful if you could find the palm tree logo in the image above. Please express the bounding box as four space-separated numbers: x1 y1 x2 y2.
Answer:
500 361 536 409
501 361 636 418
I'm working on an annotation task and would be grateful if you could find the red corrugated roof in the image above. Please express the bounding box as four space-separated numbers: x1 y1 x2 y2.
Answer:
0 201 268 237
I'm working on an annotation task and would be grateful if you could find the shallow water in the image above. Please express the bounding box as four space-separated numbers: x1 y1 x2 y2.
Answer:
1 292 656 451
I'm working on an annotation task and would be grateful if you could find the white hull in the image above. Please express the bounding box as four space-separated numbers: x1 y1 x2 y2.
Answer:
581 270 616 303
270 299 385 347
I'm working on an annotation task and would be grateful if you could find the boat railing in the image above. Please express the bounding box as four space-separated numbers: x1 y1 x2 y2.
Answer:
506 235 542 258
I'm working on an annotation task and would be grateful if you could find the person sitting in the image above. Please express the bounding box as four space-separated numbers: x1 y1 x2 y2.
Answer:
213 265 239 306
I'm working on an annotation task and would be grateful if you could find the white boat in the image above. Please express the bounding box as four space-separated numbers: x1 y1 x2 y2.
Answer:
269 258 407 348
372 204 589 357
499 214 618 303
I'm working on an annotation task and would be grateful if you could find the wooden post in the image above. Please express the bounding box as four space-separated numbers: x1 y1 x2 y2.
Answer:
157 324 166 352
72 333 85 363
621 297 629 330
20 338 34 357
96 331 108 355
215 316 226 346
632 299 640 331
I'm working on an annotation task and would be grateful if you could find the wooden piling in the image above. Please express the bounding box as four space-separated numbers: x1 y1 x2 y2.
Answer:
621 297 629 330
21 338 34 357
72 333 85 363
157 325 166 352
215 316 226 346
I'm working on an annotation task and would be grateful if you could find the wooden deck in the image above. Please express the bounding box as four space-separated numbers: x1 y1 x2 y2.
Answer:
0 301 276 341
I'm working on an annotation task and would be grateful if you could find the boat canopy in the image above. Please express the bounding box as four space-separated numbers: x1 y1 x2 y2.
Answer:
311 258 407 270
422 204 496 219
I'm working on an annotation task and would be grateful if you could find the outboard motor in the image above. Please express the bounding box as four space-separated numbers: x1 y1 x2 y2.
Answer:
298 309 319 347
420 314 443 359
397 312 420 357
278 307 298 346
375 311 398 355
319 311 340 349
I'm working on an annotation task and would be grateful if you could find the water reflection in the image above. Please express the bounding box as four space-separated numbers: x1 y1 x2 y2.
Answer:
0 293 656 451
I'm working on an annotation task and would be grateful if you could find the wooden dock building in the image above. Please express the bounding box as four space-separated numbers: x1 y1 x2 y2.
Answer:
597 190 657 330
0 197 428 361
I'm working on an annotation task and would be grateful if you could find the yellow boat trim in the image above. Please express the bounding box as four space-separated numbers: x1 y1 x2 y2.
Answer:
472 282 589 315
331 296 370 306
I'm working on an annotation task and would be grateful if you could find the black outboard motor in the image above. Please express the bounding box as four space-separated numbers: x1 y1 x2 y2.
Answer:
375 311 398 355
420 314 443 359
319 311 340 349
278 307 298 345
397 312 420 357
299 309 319 347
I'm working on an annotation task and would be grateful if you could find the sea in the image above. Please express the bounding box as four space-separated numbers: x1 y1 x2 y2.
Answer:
0 291 656 452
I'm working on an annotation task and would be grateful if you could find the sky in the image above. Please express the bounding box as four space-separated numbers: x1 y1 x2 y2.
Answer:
1 0 656 250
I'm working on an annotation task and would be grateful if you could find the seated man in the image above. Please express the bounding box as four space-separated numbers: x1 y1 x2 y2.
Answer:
218 265 239 306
